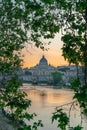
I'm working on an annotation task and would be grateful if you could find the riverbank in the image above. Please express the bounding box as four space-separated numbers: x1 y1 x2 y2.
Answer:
0 110 17 130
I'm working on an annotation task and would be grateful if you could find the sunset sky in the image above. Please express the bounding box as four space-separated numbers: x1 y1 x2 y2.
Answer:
22 33 69 68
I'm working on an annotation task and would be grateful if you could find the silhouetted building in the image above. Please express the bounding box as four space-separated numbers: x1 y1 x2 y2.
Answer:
29 55 57 83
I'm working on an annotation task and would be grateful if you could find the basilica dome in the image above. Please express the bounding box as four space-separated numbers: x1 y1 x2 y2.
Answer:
39 55 48 65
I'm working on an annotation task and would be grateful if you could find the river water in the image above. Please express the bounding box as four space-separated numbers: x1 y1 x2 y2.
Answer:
21 84 87 130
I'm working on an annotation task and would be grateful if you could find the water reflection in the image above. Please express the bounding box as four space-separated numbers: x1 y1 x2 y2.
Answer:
23 88 74 108
21 84 87 130
39 91 47 107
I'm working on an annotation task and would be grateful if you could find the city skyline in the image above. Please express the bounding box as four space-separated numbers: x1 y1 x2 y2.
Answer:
22 33 69 68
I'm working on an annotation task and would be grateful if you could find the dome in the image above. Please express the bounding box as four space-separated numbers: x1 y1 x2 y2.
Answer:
39 55 48 65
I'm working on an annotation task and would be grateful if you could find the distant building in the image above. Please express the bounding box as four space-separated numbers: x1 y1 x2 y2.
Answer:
57 65 84 85
22 56 84 85
0 56 84 86
28 55 57 83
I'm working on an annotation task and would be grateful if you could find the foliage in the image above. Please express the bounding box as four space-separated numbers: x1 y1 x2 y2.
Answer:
18 120 43 130
0 74 43 129
0 0 87 68
0 0 87 130
49 0 87 130
0 0 45 129
51 71 63 85
70 125 83 130
71 79 87 114
52 108 69 130
0 0 60 50
52 108 83 130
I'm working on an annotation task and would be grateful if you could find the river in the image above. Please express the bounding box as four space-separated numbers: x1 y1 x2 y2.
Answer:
21 84 87 130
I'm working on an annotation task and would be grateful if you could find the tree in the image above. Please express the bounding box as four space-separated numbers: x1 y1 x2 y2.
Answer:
0 0 87 129
51 71 63 85
44 0 87 129
0 0 47 129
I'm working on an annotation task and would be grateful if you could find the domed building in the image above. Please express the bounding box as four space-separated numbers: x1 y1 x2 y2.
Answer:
22 56 84 85
39 55 48 66
29 55 57 83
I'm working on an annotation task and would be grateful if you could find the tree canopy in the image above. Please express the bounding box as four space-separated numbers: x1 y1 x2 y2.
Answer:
0 0 87 129
51 71 63 85
1 0 86 67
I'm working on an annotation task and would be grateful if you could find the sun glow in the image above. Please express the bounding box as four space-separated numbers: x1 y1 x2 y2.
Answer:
21 33 69 68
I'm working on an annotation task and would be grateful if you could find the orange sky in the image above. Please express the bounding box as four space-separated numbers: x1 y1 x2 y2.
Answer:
21 33 69 68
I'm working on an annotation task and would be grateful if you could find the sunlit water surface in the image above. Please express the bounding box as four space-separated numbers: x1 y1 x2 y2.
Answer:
20 84 87 130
